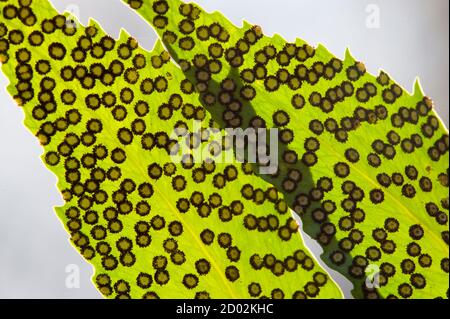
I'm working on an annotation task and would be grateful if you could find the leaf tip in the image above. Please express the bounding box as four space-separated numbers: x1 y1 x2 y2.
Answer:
294 38 307 46
316 43 333 58
242 20 252 29
152 38 167 54
119 27 132 40
413 77 425 97
344 47 355 63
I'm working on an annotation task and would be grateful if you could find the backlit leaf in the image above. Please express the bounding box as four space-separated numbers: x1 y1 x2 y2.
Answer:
0 0 343 299
124 0 449 299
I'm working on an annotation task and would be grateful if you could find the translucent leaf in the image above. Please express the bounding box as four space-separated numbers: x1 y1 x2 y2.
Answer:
0 0 343 299
124 0 449 298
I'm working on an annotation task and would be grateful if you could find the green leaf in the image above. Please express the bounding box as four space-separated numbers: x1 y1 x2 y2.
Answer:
0 0 343 299
123 0 449 298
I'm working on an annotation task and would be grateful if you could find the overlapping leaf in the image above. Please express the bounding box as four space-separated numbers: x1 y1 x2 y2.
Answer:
0 0 344 299
124 0 449 298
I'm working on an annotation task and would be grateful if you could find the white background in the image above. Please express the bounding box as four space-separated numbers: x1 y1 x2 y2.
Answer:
0 0 448 298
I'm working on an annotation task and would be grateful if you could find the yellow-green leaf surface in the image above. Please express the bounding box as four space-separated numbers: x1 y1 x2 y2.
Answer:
124 0 449 298
0 0 343 299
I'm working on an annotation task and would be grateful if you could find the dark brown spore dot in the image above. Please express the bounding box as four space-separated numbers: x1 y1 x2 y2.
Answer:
200 229 214 245
334 162 350 178
410 274 426 289
398 283 413 298
407 242 421 257
225 266 240 282
409 225 424 240
370 189 384 204
402 184 416 198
